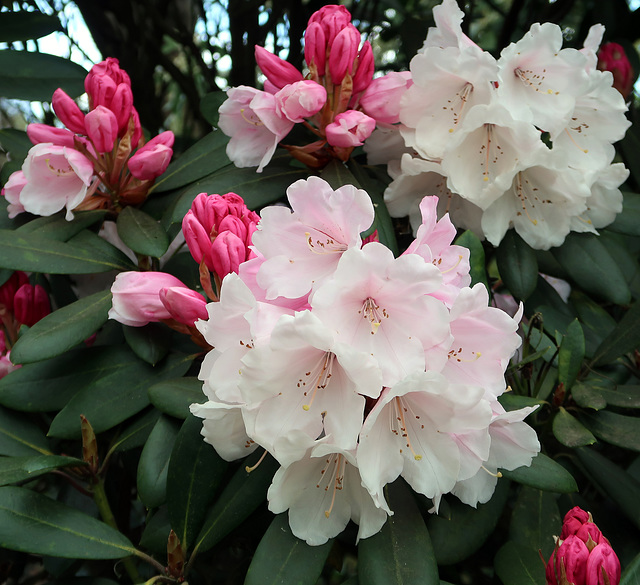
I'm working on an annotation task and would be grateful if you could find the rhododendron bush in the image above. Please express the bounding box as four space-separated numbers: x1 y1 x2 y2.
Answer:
0 1 639 585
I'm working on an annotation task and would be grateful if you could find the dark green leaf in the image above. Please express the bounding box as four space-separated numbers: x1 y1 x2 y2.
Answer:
358 480 439 585
592 301 640 366
610 192 640 237
151 130 230 194
110 408 161 453
494 541 545 585
123 323 171 366
551 233 630 305
572 291 617 358
193 451 279 555
48 352 193 439
580 410 640 452
620 550 640 585
576 447 640 531
595 385 640 409
67 230 137 271
0 128 32 162
509 487 561 559
0 455 84 487
496 230 538 301
200 92 228 127
553 408 596 448
0 51 86 101
455 230 488 289
140 507 171 554
244 513 333 585
501 453 578 493
16 210 107 242
557 320 585 391
0 486 136 559
166 414 228 552
572 383 608 410
137 415 181 509
0 406 50 456
0 12 61 42
426 479 509 565
148 377 205 419
10 290 112 365
116 207 169 258
498 394 546 412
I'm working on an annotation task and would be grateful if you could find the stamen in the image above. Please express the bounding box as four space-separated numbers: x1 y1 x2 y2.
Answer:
304 229 348 255
315 454 346 519
514 172 539 226
45 158 74 176
359 297 388 334
245 449 268 473
446 82 473 133
478 124 500 183
239 108 264 126
481 465 503 478
300 352 335 411
391 397 423 461
564 127 589 154
514 67 559 95
440 254 464 274
448 346 482 363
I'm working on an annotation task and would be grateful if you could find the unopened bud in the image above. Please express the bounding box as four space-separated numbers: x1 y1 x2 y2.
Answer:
85 106 119 153
325 110 376 148
352 41 375 94
328 25 360 85
13 283 50 327
304 22 327 76
110 84 134 135
166 530 184 579
27 123 77 148
597 42 635 99
275 80 327 123
159 287 208 326
255 45 304 90
52 89 86 134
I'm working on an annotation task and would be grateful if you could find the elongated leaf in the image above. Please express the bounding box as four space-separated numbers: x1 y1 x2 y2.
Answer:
244 513 333 585
620 551 640 585
0 406 50 456
592 300 640 366
123 323 171 366
200 92 227 127
494 541 545 585
17 210 107 242
580 410 640 452
111 408 161 453
501 453 578 493
359 480 439 585
148 377 205 419
67 230 136 271
140 507 171 554
0 486 136 559
426 479 509 565
48 352 193 439
166 415 228 552
496 230 538 301
193 451 279 555
137 415 181 508
0 229 131 274
0 455 84 487
499 394 547 412
576 384 640 409
510 486 561 559
551 233 630 305
455 230 488 289
610 192 640 237
151 130 230 193
116 206 169 258
0 12 61 41
576 447 640 531
557 320 584 391
0 51 86 101
0 128 32 161
11 290 112 365
553 408 596 448
572 291 617 358
572 383 608 410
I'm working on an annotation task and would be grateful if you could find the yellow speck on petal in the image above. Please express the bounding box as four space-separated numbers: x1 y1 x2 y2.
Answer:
449 128 454 133
325 511 331 518
302 404 311 411
414 454 422 461
483 176 489 182
547 89 553 94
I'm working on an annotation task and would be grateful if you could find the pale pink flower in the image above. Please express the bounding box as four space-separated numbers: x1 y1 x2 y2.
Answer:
159 287 208 326
275 81 327 123
1 170 27 218
360 72 412 124
325 110 376 147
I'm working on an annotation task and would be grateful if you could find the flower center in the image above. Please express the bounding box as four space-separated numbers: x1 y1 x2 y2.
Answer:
447 346 482 362
45 158 74 177
299 351 335 411
240 108 264 126
390 396 423 461
316 453 346 518
304 229 348 255
359 297 388 335
514 67 558 95
478 124 503 183
447 82 474 133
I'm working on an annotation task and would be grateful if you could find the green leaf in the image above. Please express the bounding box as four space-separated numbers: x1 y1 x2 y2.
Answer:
151 130 230 194
0 12 61 42
577 384 640 409
426 479 509 565
110 408 161 453
580 410 640 452
17 210 107 242
455 230 488 289
498 394 546 412
200 91 228 127
0 455 84 487
551 233 631 305
123 323 171 366
494 541 545 585
67 230 137 271
0 128 33 162
10 290 112 365
572 291 617 358
557 320 585 391
137 415 181 509
358 480 439 585
553 408 596 448
571 383 608 410
0 229 132 274
0 486 136 559
501 453 578 493
620 550 640 585
576 447 640 531
140 507 171 554
48 352 193 439
148 377 205 419
166 415 228 552
496 230 539 301
244 513 333 585
591 301 640 366
193 451 279 555
609 192 640 237
509 486 561 559
0 406 50 456
0 51 86 101
116 206 169 258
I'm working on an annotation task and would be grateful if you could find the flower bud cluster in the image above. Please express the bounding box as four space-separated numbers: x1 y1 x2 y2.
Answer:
2 58 174 221
546 507 621 585
0 271 51 379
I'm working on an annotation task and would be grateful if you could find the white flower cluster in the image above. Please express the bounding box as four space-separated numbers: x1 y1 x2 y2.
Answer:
190 177 539 545
374 0 630 250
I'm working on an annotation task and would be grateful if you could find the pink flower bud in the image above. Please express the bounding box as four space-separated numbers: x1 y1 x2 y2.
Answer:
85 105 118 153
110 84 134 135
27 124 77 148
209 231 246 277
182 210 212 265
13 283 51 327
130 108 143 149
325 110 376 147
86 74 117 110
304 22 327 75
352 41 375 94
52 89 86 134
561 507 592 540
255 45 304 90
328 25 360 84
275 80 327 123
128 132 174 181
546 535 589 585
598 42 635 99
86 58 131 91
0 271 29 314
0 352 20 379
576 523 606 549
360 71 412 124
1 171 27 218
108 271 187 327
159 286 208 326
586 543 621 585
309 5 352 47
